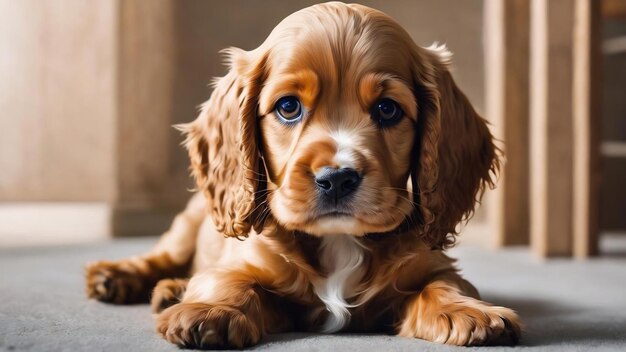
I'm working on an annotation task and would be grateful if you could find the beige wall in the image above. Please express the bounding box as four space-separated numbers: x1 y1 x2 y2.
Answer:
0 0 118 202
0 0 485 243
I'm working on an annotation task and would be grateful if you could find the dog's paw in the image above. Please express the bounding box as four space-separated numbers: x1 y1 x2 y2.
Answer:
156 302 261 349
151 278 188 313
400 298 521 346
443 305 521 346
85 260 148 304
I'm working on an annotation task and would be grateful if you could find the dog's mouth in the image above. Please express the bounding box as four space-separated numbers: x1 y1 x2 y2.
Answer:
315 209 355 220
319 211 352 218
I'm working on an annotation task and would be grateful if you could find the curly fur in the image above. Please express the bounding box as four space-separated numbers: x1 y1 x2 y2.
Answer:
413 57 500 249
177 49 269 239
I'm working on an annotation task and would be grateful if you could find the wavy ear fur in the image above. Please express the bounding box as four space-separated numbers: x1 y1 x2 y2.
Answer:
179 48 267 239
412 45 500 249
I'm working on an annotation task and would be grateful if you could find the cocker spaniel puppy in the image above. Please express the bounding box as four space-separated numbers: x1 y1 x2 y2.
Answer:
86 2 521 348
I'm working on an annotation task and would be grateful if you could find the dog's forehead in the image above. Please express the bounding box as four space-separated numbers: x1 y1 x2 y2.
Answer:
262 4 416 82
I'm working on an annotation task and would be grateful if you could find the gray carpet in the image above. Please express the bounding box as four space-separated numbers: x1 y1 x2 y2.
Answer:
1 237 626 352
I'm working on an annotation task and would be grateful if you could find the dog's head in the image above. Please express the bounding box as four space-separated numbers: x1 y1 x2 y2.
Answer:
182 3 498 248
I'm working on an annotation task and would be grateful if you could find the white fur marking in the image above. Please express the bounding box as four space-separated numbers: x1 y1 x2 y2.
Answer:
425 41 453 65
311 216 360 236
313 235 365 333
331 130 355 148
330 130 357 169
185 272 218 302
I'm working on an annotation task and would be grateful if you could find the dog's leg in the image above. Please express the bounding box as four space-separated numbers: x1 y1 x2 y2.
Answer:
397 272 521 346
156 269 293 349
85 193 205 304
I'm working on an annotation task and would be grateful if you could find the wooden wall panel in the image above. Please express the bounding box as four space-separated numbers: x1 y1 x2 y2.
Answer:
530 0 575 257
529 0 601 257
113 0 182 236
484 0 531 247
572 0 601 257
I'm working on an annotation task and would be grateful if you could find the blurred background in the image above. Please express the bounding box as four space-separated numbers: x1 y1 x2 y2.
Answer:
0 0 624 258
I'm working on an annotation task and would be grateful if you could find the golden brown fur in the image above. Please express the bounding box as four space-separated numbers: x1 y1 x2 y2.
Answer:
85 3 520 348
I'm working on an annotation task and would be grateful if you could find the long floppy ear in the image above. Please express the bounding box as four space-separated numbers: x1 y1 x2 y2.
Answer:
179 48 267 239
412 45 500 249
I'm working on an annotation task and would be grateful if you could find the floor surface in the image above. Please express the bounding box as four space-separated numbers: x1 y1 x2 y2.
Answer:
1 237 625 351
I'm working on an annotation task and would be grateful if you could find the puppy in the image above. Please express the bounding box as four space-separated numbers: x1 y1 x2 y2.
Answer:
86 2 521 348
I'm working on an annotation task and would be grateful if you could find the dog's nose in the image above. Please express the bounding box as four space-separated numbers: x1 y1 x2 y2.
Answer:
314 167 362 200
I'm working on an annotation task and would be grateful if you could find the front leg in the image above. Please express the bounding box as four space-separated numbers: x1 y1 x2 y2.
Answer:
85 253 187 304
156 269 292 349
397 272 521 346
85 193 204 304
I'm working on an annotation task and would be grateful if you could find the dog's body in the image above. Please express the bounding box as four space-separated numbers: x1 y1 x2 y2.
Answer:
86 3 521 348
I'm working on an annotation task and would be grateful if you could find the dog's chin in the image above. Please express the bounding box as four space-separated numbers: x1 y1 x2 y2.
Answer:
302 214 363 236
290 213 402 237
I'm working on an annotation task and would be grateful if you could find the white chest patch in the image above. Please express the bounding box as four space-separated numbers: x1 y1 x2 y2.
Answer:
312 235 365 333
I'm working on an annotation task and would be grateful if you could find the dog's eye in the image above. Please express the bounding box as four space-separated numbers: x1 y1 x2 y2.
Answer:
371 98 403 127
275 96 303 123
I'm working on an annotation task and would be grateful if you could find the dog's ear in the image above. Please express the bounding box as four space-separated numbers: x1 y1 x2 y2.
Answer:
179 48 267 239
411 45 500 249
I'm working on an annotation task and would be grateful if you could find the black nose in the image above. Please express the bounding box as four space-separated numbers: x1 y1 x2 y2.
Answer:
314 167 362 200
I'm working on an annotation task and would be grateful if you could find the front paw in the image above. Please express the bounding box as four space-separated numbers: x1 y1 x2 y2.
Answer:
151 278 188 313
85 260 148 304
156 302 262 349
399 298 521 346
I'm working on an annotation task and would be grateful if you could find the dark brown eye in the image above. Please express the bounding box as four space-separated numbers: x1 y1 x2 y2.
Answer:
371 98 403 127
275 96 303 123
